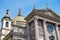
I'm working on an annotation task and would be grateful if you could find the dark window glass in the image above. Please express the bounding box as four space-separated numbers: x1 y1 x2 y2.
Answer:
17 39 21 40
38 19 42 26
58 25 60 31
29 21 34 27
49 36 55 40
6 22 9 27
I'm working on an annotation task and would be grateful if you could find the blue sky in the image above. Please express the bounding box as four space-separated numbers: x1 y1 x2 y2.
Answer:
0 0 60 28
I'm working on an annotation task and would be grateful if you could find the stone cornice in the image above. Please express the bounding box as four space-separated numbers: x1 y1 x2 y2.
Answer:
2 28 12 30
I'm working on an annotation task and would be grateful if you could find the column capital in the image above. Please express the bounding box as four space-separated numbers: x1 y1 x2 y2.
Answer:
34 16 38 20
43 20 47 23
55 23 59 26
34 17 38 23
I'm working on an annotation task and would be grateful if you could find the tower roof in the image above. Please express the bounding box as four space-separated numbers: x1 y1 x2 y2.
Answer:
1 9 11 22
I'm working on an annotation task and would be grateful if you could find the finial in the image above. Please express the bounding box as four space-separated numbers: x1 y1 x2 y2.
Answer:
33 3 36 9
6 9 9 14
46 3 48 9
4 9 9 17
18 9 21 16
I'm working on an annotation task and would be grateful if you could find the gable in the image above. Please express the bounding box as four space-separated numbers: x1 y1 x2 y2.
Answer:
36 9 60 19
47 10 60 18
25 9 60 22
44 11 55 17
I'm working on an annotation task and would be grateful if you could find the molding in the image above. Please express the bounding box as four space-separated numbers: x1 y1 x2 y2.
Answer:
2 28 12 30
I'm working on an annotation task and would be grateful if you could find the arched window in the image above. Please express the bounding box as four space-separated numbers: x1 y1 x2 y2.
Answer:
6 22 9 27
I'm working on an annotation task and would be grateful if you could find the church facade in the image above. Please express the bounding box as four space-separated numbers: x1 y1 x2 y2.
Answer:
0 5 60 40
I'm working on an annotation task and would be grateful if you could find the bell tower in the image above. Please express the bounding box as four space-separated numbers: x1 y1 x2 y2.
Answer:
0 9 12 40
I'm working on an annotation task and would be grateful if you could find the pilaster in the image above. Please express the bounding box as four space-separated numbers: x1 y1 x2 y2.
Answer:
26 24 30 40
55 24 60 40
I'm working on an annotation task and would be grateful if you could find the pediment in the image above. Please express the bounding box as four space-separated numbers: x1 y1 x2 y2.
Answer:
44 11 55 17
25 9 60 21
43 9 59 18
44 12 54 17
33 9 59 18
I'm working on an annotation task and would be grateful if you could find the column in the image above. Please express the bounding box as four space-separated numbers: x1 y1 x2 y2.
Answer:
34 17 39 40
43 20 49 40
55 24 60 40
27 24 30 40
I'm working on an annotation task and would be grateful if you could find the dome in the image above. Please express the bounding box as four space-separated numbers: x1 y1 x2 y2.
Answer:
12 16 26 22
12 16 26 27
12 9 26 22
12 9 26 26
